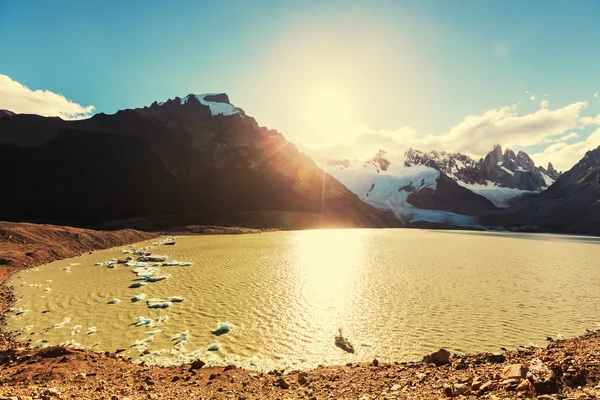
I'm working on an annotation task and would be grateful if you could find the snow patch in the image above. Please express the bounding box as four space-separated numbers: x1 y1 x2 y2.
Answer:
456 180 534 208
499 166 515 176
158 93 240 116
540 172 555 188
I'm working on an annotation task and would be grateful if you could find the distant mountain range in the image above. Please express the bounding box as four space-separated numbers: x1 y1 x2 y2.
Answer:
1 94 599 234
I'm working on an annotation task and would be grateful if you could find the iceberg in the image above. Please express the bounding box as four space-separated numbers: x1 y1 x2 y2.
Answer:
108 298 120 304
131 267 159 277
86 326 97 334
207 343 219 351
129 282 147 289
144 274 170 283
131 294 146 302
134 316 153 326
211 322 232 336
145 330 161 335
168 296 184 303
147 299 172 309
162 260 192 267
172 330 189 345
63 266 70 272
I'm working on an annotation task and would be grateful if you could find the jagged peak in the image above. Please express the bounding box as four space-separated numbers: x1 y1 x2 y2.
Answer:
151 93 244 116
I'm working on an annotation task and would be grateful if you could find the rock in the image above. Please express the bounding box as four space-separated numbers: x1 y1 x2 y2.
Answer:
372 359 379 367
190 359 206 370
209 373 219 380
486 353 506 363
453 383 469 396
516 379 533 392
298 374 308 386
478 380 493 393
536 395 556 400
223 364 236 372
443 385 453 397
528 358 558 395
423 348 451 366
502 364 527 380
391 384 401 391
471 379 482 391
276 377 290 389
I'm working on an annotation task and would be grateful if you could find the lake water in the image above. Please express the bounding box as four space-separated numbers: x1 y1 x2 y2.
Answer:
6 229 600 371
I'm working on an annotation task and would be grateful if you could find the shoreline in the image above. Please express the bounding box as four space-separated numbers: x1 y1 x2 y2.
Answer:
1 222 599 398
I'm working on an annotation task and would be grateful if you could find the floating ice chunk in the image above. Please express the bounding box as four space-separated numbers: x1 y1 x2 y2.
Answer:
44 280 52 283
144 275 170 283
135 316 153 326
129 282 147 288
207 343 219 351
44 287 52 292
212 322 232 336
162 260 192 267
108 298 120 304
151 316 169 328
54 317 71 328
131 294 146 302
28 283 41 288
86 326 97 334
172 330 189 346
168 296 184 303
145 330 161 335
107 263 116 269
63 266 70 272
132 267 158 277
137 255 168 262
147 299 172 309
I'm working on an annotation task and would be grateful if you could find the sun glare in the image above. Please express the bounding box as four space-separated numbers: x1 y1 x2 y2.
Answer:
304 89 352 140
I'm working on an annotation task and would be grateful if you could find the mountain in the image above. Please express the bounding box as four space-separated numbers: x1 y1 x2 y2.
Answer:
491 146 600 234
0 94 398 230
322 145 562 228
321 150 497 228
0 110 15 118
405 145 560 192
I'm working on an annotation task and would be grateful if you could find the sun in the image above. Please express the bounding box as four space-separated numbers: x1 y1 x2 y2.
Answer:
304 89 352 140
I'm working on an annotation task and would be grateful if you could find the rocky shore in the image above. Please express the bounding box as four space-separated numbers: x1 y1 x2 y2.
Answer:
1 222 599 399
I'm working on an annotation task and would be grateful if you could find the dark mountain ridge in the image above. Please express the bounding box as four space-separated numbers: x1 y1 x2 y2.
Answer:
0 94 398 230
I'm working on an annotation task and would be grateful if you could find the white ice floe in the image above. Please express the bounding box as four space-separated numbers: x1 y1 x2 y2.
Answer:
63 266 70 272
172 330 190 346
131 267 159 277
86 326 97 334
44 287 52 292
54 317 72 328
145 330 161 335
144 275 170 283
212 322 232 335
162 260 192 267
207 343 220 351
168 296 184 303
147 299 173 309
108 298 120 304
131 294 147 302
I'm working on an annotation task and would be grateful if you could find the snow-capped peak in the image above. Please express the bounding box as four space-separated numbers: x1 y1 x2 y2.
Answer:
156 93 243 116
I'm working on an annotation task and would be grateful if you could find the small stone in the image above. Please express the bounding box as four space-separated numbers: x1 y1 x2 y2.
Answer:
298 373 308 385
516 379 533 392
209 373 219 380
479 380 493 393
171 376 180 382
487 353 506 363
423 348 451 366
276 377 290 389
502 364 526 380
223 364 236 372
391 384 401 391
372 359 379 367
443 385 453 397
190 359 206 370
453 383 469 396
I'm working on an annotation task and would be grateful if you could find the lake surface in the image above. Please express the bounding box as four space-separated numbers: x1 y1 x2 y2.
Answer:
6 229 600 371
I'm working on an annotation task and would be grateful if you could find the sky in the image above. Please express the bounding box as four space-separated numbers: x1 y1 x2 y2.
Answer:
1 0 600 171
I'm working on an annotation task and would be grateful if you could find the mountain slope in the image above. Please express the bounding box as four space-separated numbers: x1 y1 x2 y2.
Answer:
0 94 397 229
493 146 600 234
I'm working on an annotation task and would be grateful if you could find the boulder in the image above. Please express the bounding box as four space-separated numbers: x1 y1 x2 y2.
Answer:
189 359 205 370
527 358 558 395
423 348 451 366
502 364 527 380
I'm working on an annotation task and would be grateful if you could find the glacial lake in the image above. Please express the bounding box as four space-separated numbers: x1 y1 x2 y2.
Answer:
6 229 600 371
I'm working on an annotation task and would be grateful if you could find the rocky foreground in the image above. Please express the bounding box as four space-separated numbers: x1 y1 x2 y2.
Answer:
1 222 599 399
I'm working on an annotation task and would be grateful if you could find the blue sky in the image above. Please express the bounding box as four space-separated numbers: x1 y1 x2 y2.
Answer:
1 0 600 170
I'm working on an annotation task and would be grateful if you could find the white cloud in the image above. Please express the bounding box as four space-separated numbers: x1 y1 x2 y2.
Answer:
0 74 94 120
530 95 536 101
580 113 600 126
594 92 598 98
300 100 590 168
541 99 549 109
555 132 579 142
532 128 600 171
